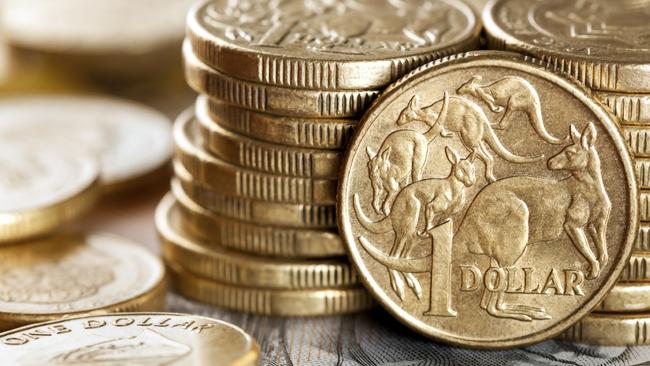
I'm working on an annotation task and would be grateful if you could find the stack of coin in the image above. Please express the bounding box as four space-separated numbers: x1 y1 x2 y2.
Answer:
483 0 650 346
159 0 483 316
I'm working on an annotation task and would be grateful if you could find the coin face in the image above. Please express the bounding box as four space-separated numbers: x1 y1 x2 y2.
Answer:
0 313 259 366
188 0 480 90
0 232 166 329
484 0 650 92
0 96 173 192
338 51 638 348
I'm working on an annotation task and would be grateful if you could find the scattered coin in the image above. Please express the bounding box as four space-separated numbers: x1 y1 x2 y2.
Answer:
0 142 99 243
0 95 173 193
157 193 357 290
187 0 480 90
595 283 650 313
560 313 650 346
0 232 166 330
0 313 259 366
338 51 637 348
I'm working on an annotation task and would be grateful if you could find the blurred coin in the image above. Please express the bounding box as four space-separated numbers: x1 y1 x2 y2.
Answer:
595 282 650 313
187 0 480 90
0 96 173 193
0 232 166 331
0 143 99 243
620 252 650 282
169 264 374 316
560 313 650 346
641 191 650 222
597 92 650 125
0 313 259 366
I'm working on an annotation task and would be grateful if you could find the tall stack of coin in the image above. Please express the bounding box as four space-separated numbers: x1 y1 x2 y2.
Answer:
159 0 482 316
483 0 650 346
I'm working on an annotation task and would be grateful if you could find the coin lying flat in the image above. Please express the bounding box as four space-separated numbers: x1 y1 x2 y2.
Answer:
203 97 356 150
184 41 379 118
595 283 650 313
0 143 99 243
638 224 650 251
0 232 166 330
0 96 173 193
484 0 650 93
0 313 259 366
598 92 650 125
169 264 374 316
157 193 357 290
172 179 346 259
640 192 650 222
187 0 480 90
339 51 637 348
560 313 650 346
178 110 337 205
636 159 650 190
620 252 650 282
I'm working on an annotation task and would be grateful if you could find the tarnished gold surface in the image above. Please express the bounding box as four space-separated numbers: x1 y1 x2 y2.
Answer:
0 143 99 243
157 194 356 290
338 51 637 348
202 97 356 150
169 264 374 317
177 111 336 205
597 91 650 125
183 41 380 118
0 313 259 366
595 283 650 313
187 0 480 90
171 179 346 259
0 233 166 330
484 0 650 92
560 313 650 346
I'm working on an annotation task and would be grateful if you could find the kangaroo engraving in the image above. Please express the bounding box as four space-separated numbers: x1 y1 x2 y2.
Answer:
453 123 611 321
367 92 450 215
397 93 543 183
457 75 567 145
355 147 477 300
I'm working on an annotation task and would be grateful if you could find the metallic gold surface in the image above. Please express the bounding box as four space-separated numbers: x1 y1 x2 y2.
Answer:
0 313 259 366
202 97 356 150
594 282 650 313
169 264 374 317
641 192 650 222
187 0 480 90
338 51 637 348
484 0 650 93
183 41 379 118
621 125 650 157
172 179 346 259
597 91 650 125
560 313 650 346
176 111 336 205
0 143 99 243
157 193 357 290
0 232 166 330
619 252 650 282
637 223 650 252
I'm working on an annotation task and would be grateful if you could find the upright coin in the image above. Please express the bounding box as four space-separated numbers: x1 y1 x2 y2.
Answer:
338 51 637 348
484 0 650 93
0 313 259 366
0 233 166 330
187 0 480 90
0 143 99 243
0 96 173 193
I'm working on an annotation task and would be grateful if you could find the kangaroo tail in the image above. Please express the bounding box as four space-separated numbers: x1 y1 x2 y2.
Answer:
353 194 392 234
529 108 567 145
484 123 544 163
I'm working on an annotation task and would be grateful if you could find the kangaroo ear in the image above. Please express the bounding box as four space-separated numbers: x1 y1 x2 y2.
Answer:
570 125 581 144
407 95 419 109
445 146 459 165
581 123 597 149
366 146 377 160
380 147 392 161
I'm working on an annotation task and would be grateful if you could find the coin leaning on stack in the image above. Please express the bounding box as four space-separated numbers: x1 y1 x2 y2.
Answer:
159 0 482 316
483 0 650 346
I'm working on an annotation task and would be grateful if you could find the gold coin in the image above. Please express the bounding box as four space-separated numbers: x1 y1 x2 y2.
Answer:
640 191 650 222
177 110 337 205
594 282 650 313
622 125 650 157
484 0 650 93
157 193 357 290
636 159 650 190
187 0 480 91
638 223 650 251
184 41 379 118
201 96 356 150
169 264 374 316
0 95 173 193
171 177 346 259
175 164 337 229
338 51 637 348
0 313 259 366
0 143 99 243
0 232 166 331
559 313 650 346
597 91 650 125
619 252 650 282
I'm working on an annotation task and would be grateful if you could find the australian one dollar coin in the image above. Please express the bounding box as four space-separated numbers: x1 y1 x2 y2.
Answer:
338 51 638 348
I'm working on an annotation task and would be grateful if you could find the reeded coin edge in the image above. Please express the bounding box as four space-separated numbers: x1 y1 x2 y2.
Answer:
559 313 650 346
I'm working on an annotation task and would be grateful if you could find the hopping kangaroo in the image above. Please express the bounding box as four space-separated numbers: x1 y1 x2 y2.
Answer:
453 123 611 321
397 93 543 182
355 147 477 300
457 75 567 144
367 92 450 215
